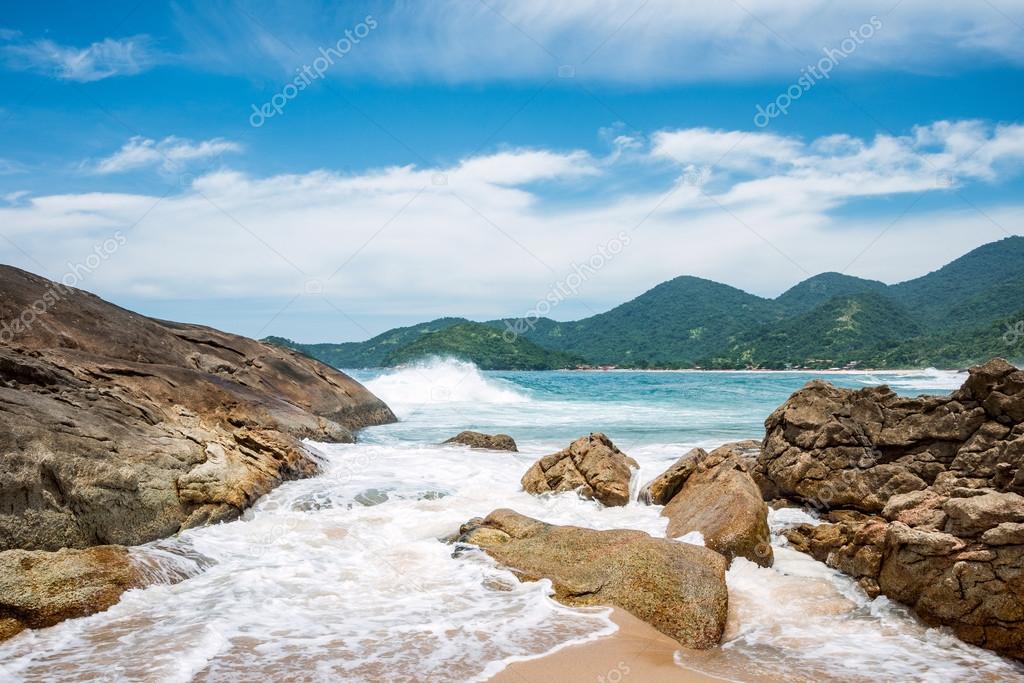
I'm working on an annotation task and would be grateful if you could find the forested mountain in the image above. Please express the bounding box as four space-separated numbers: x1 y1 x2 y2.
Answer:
266 237 1024 370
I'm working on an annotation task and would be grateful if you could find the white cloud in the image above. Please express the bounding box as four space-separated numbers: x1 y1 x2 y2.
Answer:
90 136 242 175
175 0 1024 83
0 122 1021 335
3 36 156 82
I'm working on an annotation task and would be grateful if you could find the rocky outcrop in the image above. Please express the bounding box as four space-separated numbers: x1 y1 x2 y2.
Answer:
456 509 729 649
0 265 396 552
642 445 773 567
0 545 144 640
443 431 518 452
764 359 1024 660
521 433 638 506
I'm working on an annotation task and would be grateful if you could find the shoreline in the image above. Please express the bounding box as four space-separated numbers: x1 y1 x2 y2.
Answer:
486 608 740 683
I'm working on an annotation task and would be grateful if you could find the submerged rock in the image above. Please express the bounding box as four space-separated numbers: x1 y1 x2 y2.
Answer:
0 265 396 553
643 446 773 567
456 509 728 649
442 431 518 452
0 545 143 641
521 433 638 506
765 358 1024 660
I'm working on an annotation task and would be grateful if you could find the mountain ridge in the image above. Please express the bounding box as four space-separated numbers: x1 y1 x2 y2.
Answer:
266 236 1024 370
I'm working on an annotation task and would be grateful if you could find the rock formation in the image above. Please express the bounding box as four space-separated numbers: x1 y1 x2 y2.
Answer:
456 509 728 649
521 433 638 506
442 431 518 451
0 265 396 553
761 359 1024 660
642 444 773 567
0 545 144 641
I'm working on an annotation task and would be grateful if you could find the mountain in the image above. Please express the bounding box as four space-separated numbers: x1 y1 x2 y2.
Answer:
775 272 888 316
889 236 1024 328
269 237 1024 370
265 317 468 368
705 293 923 369
492 276 779 368
382 322 582 370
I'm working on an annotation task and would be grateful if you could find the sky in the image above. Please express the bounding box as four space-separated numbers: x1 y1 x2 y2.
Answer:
1 0 1023 343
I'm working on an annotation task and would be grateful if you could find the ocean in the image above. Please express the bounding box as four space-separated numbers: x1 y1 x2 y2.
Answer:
3 359 1021 682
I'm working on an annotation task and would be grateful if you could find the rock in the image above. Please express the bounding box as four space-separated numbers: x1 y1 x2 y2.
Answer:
443 431 518 452
639 448 705 505
0 545 143 641
521 433 638 506
649 448 773 567
456 509 728 649
756 358 1023 514
0 265 396 552
943 492 1024 537
765 359 1024 660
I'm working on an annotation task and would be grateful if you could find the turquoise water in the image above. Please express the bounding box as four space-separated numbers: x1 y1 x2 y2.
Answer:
351 361 965 449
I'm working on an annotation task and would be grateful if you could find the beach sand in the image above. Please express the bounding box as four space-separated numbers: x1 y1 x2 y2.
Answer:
488 608 738 683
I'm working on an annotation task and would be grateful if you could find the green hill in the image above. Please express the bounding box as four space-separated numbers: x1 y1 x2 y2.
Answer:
704 293 923 369
775 272 888 316
265 317 468 367
268 237 1024 370
889 236 1024 328
490 276 778 367
383 322 581 370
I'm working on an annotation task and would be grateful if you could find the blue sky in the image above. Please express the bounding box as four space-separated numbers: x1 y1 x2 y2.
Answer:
1 0 1024 342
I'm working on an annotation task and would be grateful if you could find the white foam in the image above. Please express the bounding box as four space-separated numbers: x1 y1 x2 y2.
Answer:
364 357 529 418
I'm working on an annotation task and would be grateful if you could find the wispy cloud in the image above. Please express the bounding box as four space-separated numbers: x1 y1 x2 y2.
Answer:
89 136 242 175
3 35 157 82
172 0 1024 83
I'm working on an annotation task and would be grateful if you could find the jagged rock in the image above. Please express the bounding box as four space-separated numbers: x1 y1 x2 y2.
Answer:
0 545 144 641
767 359 1024 660
644 446 773 567
442 431 518 452
456 509 728 649
0 265 396 552
521 433 638 506
757 358 1024 513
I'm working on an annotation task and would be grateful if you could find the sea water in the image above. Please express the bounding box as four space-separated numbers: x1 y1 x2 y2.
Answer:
1 359 1021 682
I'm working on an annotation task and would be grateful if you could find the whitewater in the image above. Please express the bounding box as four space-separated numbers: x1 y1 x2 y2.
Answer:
2 359 1021 682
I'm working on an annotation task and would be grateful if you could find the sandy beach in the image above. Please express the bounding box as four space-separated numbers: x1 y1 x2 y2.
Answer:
489 608 738 683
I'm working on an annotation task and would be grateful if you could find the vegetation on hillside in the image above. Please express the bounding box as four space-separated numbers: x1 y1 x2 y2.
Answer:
267 237 1024 370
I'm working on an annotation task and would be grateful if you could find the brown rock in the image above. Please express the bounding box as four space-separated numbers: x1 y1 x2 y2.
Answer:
762 359 1024 660
0 265 396 552
442 431 518 452
521 433 638 507
943 492 1024 537
457 509 728 649
0 545 143 641
656 450 773 567
639 448 704 505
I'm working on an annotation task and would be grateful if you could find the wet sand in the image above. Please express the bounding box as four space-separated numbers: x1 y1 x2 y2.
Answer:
488 608 737 683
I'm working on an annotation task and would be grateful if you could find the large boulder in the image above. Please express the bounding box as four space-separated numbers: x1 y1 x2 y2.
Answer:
521 433 638 506
768 359 1024 660
643 446 773 567
0 545 143 641
456 509 729 649
442 431 518 452
0 265 396 552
